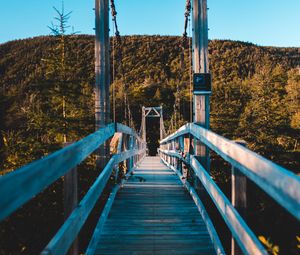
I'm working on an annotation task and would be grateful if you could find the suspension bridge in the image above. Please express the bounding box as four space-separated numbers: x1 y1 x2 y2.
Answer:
0 0 300 255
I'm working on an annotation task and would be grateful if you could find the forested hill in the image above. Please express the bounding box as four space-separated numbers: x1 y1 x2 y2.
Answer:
0 35 299 173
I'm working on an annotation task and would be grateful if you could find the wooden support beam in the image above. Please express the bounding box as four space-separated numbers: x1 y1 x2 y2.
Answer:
231 140 247 255
114 133 123 182
63 168 78 255
142 106 146 144
95 0 110 169
63 142 78 255
192 0 210 172
129 135 134 170
159 107 164 140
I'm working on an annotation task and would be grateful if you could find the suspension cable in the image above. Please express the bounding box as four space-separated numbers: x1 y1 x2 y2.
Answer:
110 0 120 40
181 0 193 123
183 0 191 49
188 18 193 123
110 0 135 129
112 16 116 123
165 0 190 136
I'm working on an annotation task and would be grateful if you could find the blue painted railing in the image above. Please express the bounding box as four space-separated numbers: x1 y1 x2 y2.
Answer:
159 123 300 255
0 123 146 255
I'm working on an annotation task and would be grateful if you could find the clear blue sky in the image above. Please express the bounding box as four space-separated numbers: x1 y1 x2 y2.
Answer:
0 0 300 47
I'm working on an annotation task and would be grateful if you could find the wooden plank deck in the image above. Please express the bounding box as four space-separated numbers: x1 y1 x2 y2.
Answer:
94 156 216 255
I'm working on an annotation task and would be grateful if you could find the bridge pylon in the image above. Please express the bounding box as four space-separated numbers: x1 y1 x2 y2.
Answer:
192 0 211 171
95 0 110 168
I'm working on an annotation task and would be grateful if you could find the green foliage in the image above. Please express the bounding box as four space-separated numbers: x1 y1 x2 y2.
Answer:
239 65 290 152
0 35 300 173
0 11 93 172
286 68 300 130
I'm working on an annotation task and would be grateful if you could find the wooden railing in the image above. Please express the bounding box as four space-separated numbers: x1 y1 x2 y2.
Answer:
159 123 300 255
0 123 146 255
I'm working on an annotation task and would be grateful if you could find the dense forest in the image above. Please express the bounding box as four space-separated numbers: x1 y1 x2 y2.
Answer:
0 35 299 172
0 35 300 254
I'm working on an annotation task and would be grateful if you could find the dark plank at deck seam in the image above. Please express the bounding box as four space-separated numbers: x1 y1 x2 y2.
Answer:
94 157 216 255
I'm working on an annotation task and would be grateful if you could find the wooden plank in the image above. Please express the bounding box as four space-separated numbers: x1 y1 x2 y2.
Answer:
96 248 215 255
93 157 217 255
96 244 214 250
98 237 212 242
0 124 115 221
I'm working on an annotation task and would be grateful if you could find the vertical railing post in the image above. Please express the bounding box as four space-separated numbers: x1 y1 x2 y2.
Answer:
123 135 129 174
174 138 178 169
137 140 140 163
231 140 247 255
168 143 170 164
142 106 147 150
63 143 78 255
179 136 184 174
114 133 123 182
134 138 137 167
172 139 176 167
159 107 164 141
183 135 191 182
129 135 134 170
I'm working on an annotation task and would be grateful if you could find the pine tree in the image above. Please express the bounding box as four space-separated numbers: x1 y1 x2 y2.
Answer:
286 68 300 130
238 65 290 154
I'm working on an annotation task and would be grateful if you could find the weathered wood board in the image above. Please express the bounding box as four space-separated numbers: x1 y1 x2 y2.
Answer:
94 157 216 255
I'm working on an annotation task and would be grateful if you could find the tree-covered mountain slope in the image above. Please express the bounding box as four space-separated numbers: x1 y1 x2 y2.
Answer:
0 35 299 172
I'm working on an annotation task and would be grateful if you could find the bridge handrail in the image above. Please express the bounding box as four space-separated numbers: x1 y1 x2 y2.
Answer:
0 123 145 221
41 148 145 255
159 149 267 255
160 123 300 221
116 123 144 144
0 122 146 254
0 124 114 221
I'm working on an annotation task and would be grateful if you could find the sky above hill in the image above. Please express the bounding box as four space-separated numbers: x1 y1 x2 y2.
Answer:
0 0 300 47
